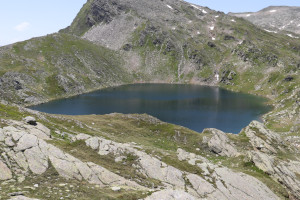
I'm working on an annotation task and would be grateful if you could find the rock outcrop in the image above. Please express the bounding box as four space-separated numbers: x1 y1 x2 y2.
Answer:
244 121 300 199
145 190 197 200
245 121 281 154
1 112 298 199
0 160 12 180
203 128 240 157
9 197 40 200
0 120 145 192
176 148 279 200
23 116 37 126
74 134 279 199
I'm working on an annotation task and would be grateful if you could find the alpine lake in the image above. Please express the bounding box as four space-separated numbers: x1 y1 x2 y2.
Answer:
30 84 272 134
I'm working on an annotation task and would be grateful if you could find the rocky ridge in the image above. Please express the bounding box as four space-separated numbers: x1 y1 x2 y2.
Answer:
230 6 300 35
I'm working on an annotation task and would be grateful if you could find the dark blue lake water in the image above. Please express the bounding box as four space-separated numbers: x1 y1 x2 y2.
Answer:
30 84 272 133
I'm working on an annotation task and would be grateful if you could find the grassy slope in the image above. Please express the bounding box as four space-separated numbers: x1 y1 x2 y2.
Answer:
60 0 93 36
0 33 133 104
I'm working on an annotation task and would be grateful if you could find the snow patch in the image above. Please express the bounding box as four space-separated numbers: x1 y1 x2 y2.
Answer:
246 14 251 17
167 5 173 10
264 29 278 33
215 74 219 81
286 34 299 39
191 4 207 14
215 15 219 18
191 4 201 10
212 37 216 41
269 10 277 13
279 20 294 30
209 26 215 31
231 19 236 22
197 31 200 35
298 24 300 27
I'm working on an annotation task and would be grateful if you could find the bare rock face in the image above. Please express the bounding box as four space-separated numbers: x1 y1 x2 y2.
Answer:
248 151 275 174
211 167 279 200
0 128 4 141
244 121 281 154
0 120 145 192
24 145 48 175
203 128 239 157
244 121 300 198
83 14 142 50
248 150 300 198
145 189 197 200
176 148 279 200
76 134 279 199
9 197 40 200
0 160 12 180
15 134 38 151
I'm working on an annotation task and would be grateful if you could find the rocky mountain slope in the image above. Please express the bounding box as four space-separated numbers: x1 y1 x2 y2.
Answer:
230 6 300 36
0 0 299 199
0 34 133 104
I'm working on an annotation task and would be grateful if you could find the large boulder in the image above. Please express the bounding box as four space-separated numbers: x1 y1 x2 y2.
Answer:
247 151 275 174
23 116 37 126
24 146 48 175
15 134 38 151
204 128 239 157
244 121 281 153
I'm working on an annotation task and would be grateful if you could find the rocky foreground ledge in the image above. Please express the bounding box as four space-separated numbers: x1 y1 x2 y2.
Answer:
0 110 299 199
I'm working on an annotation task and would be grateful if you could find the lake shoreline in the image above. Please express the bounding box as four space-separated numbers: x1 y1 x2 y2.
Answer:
29 83 272 134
